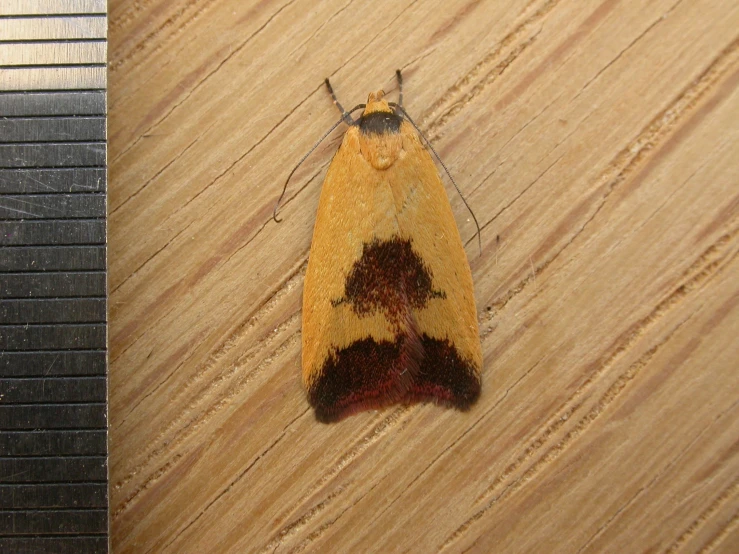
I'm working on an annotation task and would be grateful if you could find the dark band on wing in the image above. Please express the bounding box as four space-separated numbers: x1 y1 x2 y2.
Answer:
338 237 445 324
309 334 480 423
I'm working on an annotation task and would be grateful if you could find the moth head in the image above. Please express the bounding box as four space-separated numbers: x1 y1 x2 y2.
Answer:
358 89 403 137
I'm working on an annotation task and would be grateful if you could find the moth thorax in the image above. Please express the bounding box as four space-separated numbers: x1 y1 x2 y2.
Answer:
359 131 403 170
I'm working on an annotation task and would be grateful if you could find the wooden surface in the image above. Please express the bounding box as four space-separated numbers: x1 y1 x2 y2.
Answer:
108 0 739 552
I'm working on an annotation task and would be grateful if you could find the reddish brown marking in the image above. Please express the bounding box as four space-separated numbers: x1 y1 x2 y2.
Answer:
311 236 477 422
404 335 481 409
310 336 404 423
339 237 444 324
309 333 479 423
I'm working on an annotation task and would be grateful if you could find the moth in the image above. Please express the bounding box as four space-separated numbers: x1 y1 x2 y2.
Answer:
277 71 482 422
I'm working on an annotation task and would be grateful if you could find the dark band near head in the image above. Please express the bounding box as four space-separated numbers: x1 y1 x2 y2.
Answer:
359 111 402 135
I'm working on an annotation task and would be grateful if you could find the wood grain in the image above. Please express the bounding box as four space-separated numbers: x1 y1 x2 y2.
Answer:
108 0 739 552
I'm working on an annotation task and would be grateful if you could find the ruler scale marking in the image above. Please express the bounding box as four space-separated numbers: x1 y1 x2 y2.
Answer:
0 2 108 551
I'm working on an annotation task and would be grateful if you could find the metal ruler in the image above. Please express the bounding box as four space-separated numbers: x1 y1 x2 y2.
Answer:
0 1 108 552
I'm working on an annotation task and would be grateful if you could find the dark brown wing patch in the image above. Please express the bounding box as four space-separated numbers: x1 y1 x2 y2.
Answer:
336 237 444 324
309 333 479 423
406 335 480 408
309 333 421 423
309 237 479 422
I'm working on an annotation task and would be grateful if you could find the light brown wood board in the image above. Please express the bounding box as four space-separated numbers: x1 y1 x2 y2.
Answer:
108 0 739 552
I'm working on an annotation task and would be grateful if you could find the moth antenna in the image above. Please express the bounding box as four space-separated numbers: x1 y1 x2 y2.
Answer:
390 103 482 256
396 69 403 108
273 103 365 223
325 77 355 126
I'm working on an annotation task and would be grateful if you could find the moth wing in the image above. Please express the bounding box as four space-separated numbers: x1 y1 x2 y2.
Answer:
302 119 482 422
302 126 405 421
392 124 482 407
